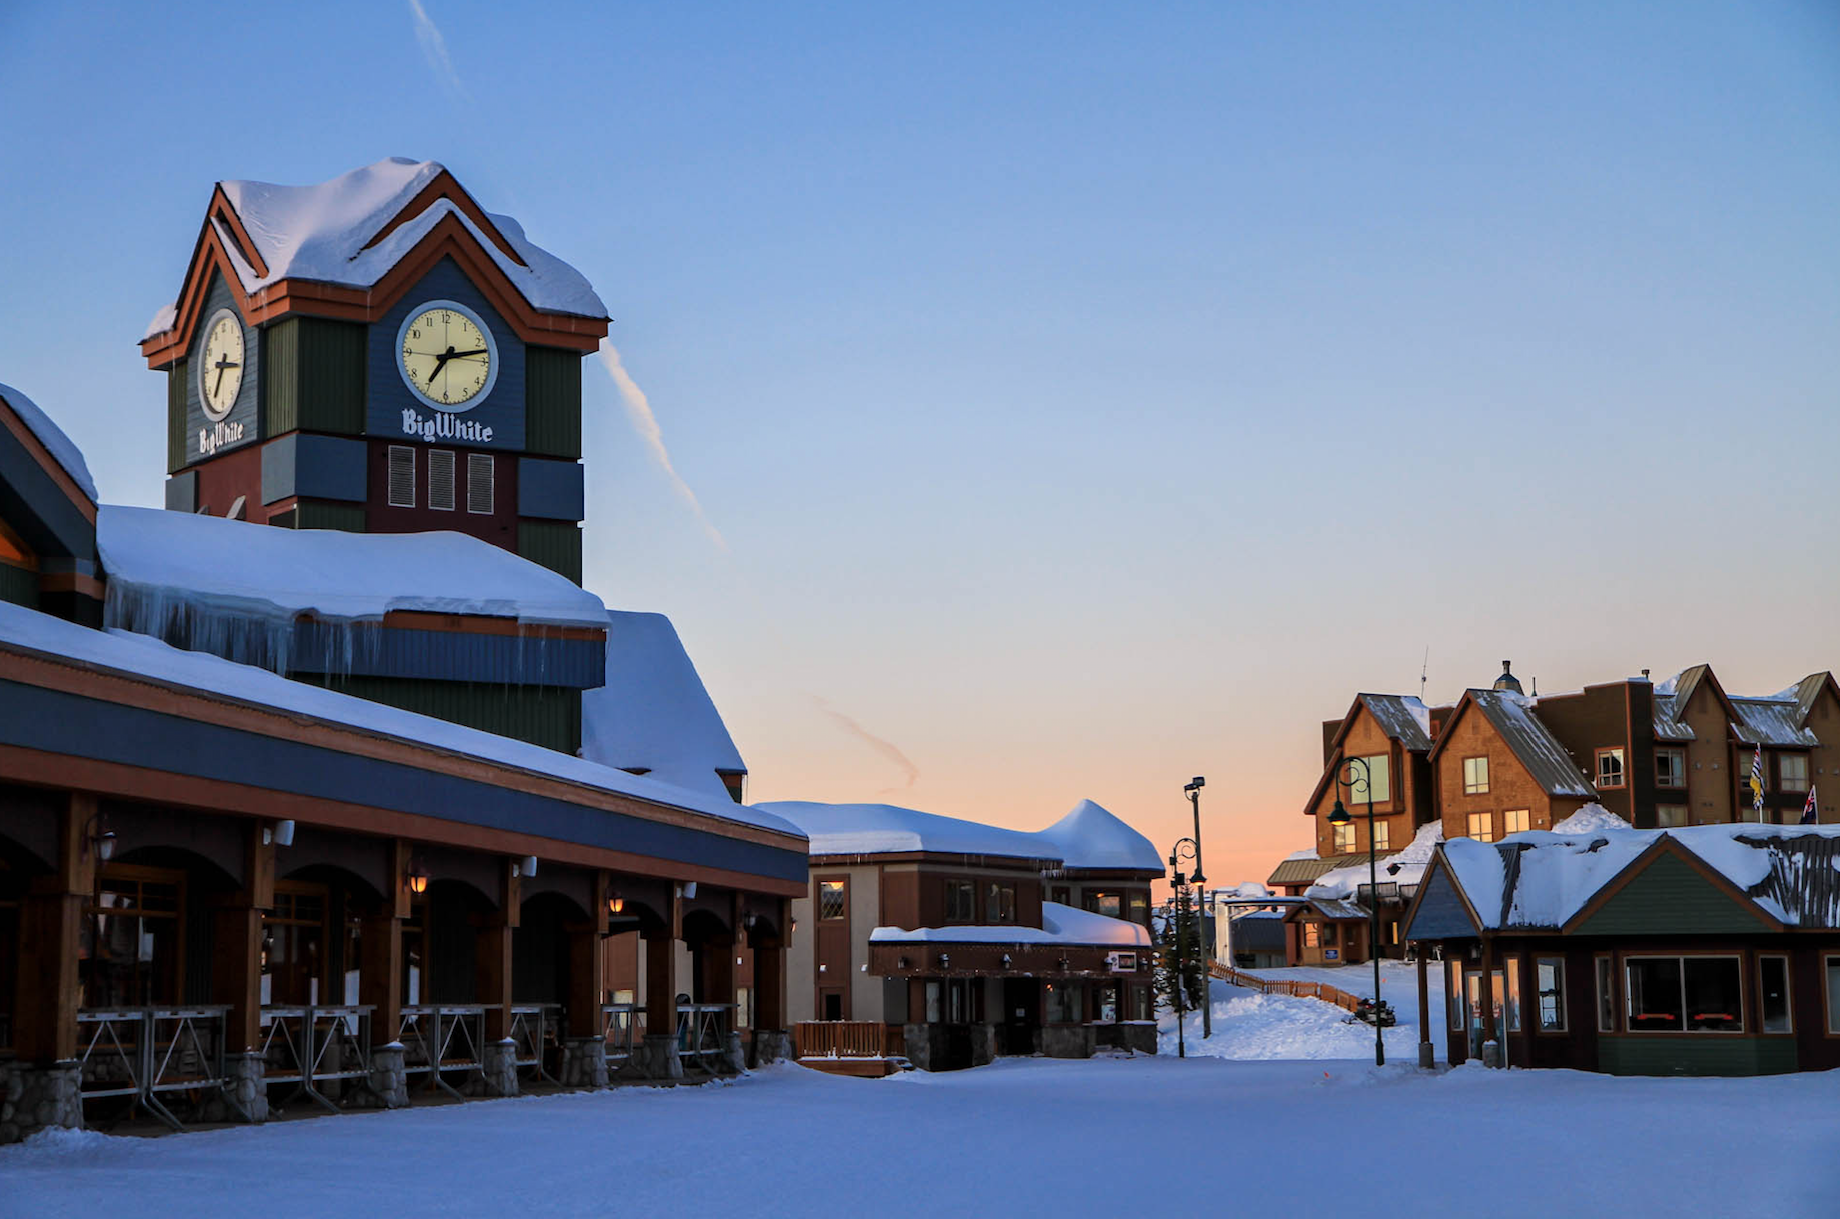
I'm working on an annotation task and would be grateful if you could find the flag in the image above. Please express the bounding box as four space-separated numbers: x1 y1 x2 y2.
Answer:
1749 744 1765 820
1802 783 1818 826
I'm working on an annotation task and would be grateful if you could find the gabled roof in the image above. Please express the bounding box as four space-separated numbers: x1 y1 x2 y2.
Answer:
1284 897 1368 922
1302 692 1433 814
1267 855 1342 888
1429 688 1596 799
1650 693 1696 742
579 611 746 802
1785 673 1836 726
1035 799 1162 873
1729 697 1820 748
142 159 609 364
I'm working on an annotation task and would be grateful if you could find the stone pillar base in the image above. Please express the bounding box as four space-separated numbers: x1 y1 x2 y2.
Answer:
356 1044 410 1109
1 1060 83 1145
220 1052 270 1124
560 1037 609 1089
748 1030 793 1068
1418 1042 1436 1069
969 1023 997 1067
478 1040 519 1097
722 1031 746 1074
632 1034 684 1081
1482 1039 1502 1069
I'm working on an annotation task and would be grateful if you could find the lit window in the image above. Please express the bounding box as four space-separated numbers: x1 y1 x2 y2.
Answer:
1655 748 1685 788
1536 957 1566 1031
1371 821 1390 853
1502 809 1529 836
1502 957 1521 1032
1467 812 1495 843
466 453 495 514
1084 892 1122 918
387 445 416 508
1349 754 1390 804
1128 892 1149 924
1304 923 1321 949
1332 822 1355 853
1656 805 1688 828
1596 749 1626 789
818 880 846 920
1463 756 1490 795
1781 755 1810 794
428 449 456 511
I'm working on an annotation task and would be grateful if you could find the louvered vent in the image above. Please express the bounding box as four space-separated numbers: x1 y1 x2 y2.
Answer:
467 453 494 514
388 446 416 508
429 449 456 511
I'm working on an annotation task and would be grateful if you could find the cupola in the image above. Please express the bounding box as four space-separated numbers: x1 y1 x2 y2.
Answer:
1492 660 1523 695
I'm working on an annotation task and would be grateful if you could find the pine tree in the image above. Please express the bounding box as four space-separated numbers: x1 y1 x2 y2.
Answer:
1154 889 1206 1015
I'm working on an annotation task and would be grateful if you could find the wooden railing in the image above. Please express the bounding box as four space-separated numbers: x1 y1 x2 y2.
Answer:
1209 961 1362 1014
793 1021 890 1059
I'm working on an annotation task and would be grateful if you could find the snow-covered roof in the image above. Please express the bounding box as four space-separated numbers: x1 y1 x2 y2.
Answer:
0 599 799 839
1289 898 1368 921
1650 693 1696 741
1357 693 1434 752
868 901 1151 948
1036 799 1163 872
1729 697 1821 748
579 611 745 802
1266 855 1341 888
0 382 97 503
1307 821 1443 900
100 505 607 630
761 802 1057 861
1438 809 1840 931
1457 689 1596 799
144 158 605 339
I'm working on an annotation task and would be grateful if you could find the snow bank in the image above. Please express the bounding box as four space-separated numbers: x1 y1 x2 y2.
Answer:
99 506 606 676
145 158 605 337
1308 821 1443 899
0 382 98 502
1160 979 1430 1061
870 902 1150 947
1550 803 1632 834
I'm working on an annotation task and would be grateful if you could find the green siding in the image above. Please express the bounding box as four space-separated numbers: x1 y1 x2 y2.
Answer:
0 563 38 610
524 346 582 459
167 360 188 473
294 500 368 533
518 520 582 584
306 674 582 754
1598 1036 1798 1077
1574 852 1771 936
265 317 367 437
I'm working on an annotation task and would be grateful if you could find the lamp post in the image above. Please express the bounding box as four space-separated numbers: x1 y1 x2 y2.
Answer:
1168 836 1200 1059
1183 777 1209 1038
1326 756 1384 1067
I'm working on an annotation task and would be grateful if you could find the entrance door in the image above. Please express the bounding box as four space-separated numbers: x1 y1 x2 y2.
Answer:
1000 978 1039 1055
1463 969 1507 1058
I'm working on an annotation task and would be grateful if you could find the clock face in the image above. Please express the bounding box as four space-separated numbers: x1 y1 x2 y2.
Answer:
398 301 498 410
197 309 245 421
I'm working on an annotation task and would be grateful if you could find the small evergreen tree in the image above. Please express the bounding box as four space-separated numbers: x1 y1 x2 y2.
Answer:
1154 889 1207 1016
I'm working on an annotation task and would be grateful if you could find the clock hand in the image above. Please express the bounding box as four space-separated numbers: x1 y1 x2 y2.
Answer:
446 348 488 360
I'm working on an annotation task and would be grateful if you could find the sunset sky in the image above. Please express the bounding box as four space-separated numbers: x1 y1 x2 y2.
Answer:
2 3 1836 889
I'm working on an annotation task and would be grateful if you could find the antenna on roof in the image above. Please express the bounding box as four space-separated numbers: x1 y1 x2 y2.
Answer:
1420 646 1429 700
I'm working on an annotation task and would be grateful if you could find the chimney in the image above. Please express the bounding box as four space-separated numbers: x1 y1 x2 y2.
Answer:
1641 669 1650 681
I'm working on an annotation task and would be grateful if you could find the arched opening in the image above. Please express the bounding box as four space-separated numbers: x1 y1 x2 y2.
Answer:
0 828 52 1056
267 862 387 1009
681 908 734 1006
514 890 586 1007
85 844 237 1009
408 878 494 1005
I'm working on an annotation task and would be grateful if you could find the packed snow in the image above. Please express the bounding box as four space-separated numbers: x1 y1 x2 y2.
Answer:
144 158 606 337
870 902 1150 947
0 381 98 502
5 1056 1834 1218
1034 799 1163 871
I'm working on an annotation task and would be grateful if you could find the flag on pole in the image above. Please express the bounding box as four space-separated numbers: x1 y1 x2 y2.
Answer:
1802 783 1818 826
1749 744 1765 821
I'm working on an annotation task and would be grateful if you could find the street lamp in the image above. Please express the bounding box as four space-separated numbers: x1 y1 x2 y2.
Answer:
1168 837 1201 1059
1326 755 1384 1067
1183 777 1209 1039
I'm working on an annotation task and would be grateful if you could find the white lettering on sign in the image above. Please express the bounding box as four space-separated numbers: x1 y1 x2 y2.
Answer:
401 407 494 445
197 419 247 457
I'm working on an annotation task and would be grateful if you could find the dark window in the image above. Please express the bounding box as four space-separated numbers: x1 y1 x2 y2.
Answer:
429 449 456 511
1131 985 1152 1021
1051 886 1071 906
818 880 846 921
946 977 980 1023
82 865 185 1008
1656 748 1686 788
387 445 416 508
1626 956 1743 1033
1045 982 1085 1024
1759 957 1791 1033
945 881 975 922
1596 957 1615 1032
1128 892 1150 924
466 453 494 514
985 883 1015 923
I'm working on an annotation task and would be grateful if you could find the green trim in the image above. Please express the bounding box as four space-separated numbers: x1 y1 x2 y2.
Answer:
1598 1035 1797 1077
307 673 581 754
167 360 188 473
518 520 582 584
265 317 367 437
295 500 367 533
524 346 582 459
1572 850 1770 937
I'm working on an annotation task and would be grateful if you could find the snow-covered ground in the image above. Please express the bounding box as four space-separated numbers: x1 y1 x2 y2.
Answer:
1162 977 1443 1061
1250 960 1445 1019
4 1058 1834 1218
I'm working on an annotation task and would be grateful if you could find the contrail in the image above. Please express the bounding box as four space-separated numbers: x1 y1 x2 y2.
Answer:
599 341 729 552
407 0 468 100
811 696 920 793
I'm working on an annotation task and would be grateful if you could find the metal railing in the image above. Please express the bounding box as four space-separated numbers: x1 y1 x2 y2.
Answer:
399 1004 487 1100
257 1004 375 1114
75 1006 230 1131
507 1004 558 1087
675 1004 734 1074
601 1003 642 1067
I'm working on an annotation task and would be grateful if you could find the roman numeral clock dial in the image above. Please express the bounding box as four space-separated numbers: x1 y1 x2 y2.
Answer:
397 301 498 409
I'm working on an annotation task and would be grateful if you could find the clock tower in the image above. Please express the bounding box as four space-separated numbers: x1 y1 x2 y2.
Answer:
139 158 609 583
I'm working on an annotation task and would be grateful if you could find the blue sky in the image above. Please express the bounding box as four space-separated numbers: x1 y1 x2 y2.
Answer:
2 2 1836 879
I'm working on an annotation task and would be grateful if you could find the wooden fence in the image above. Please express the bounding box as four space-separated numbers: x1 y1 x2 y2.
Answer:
793 1021 899 1060
1208 961 1362 1014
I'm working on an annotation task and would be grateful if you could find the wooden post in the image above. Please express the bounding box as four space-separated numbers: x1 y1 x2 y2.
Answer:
212 823 275 1054
477 861 518 1042
1416 948 1434 1067
566 870 610 1038
359 839 411 1047
1479 938 1498 1062
15 794 93 1064
644 918 677 1036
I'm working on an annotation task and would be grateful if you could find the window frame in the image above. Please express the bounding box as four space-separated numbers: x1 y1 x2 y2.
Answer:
1623 953 1746 1035
1655 804 1688 829
1371 820 1390 853
1780 754 1810 794
1534 956 1567 1033
816 877 848 922
984 882 1016 924
1655 747 1686 789
1350 753 1390 806
1462 756 1490 795
1596 954 1616 1033
1332 821 1355 854
1596 747 1626 790
944 879 976 923
1758 953 1792 1035
1824 954 1840 1036
1467 811 1495 843
1303 922 1321 949
1502 808 1530 836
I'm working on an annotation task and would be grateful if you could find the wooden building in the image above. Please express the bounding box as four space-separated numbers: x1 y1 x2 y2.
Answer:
768 800 1161 1071
1401 820 1840 1075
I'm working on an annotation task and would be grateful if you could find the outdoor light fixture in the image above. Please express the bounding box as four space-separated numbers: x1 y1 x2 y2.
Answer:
1331 755 1385 1068
82 813 114 862
263 819 296 848
406 860 430 895
1001 953 1012 968
898 956 910 970
520 855 538 878
609 893 625 915
938 953 950 968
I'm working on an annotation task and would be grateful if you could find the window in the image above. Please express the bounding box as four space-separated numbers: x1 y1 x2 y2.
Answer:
985 883 1015 923
428 449 456 510
1656 805 1688 828
1759 956 1791 1034
1084 891 1122 919
82 865 185 1008
1656 748 1686 788
1502 809 1529 836
1128 892 1149 924
1467 812 1495 843
1463 756 1490 795
387 445 416 508
265 882 329 1006
1536 957 1566 1031
1332 822 1355 853
1371 821 1390 853
1626 956 1743 1033
1448 960 1465 1032
1827 958 1840 1034
945 977 979 1023
1502 957 1522 1032
1304 923 1321 949
1045 982 1085 1024
1131 985 1153 1021
466 453 494 514
1321 922 1339 946
1095 983 1119 1023
817 880 846 921
1596 956 1615 1032
923 982 941 1024
1781 755 1810 794
945 880 975 922
1596 748 1626 789
1350 754 1390 805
